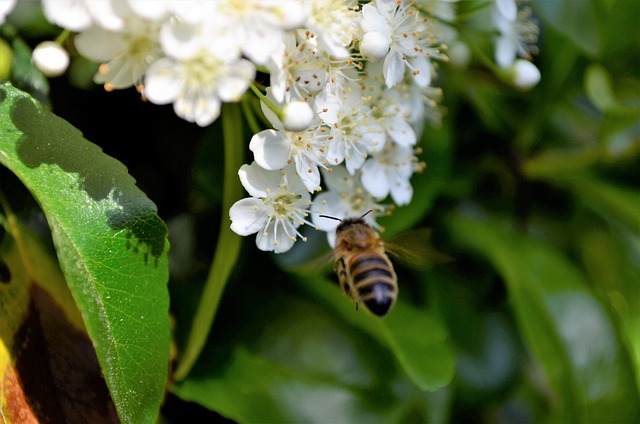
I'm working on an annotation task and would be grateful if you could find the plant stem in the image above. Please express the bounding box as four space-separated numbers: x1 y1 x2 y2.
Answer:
173 103 245 381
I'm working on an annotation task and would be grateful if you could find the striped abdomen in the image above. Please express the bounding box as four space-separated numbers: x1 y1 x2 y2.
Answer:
342 252 397 317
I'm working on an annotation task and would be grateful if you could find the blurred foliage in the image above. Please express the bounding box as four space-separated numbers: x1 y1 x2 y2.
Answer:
1 0 639 422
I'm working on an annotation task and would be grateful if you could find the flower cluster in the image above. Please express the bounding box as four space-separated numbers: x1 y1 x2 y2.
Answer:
0 0 540 253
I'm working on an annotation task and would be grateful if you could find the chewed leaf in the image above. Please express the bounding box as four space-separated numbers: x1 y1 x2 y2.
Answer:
0 83 170 424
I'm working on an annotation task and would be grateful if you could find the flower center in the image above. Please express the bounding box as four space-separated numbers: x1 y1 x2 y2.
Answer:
184 53 221 87
271 193 300 219
125 34 157 62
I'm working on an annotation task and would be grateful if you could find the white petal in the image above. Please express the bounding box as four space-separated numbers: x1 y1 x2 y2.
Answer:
42 0 92 31
495 36 517 68
383 49 404 88
295 158 321 193
86 0 124 31
249 130 291 170
494 0 517 21
217 60 255 102
255 220 296 253
327 136 346 166
160 20 202 60
284 166 310 199
143 59 181 105
229 198 268 236
410 56 432 87
260 92 285 131
193 96 221 127
345 151 366 175
390 179 413 206
311 192 342 231
361 160 390 199
321 165 351 191
314 92 340 125
243 26 283 65
239 162 282 198
0 0 16 24
74 25 123 62
386 118 416 146
360 4 391 38
127 0 170 20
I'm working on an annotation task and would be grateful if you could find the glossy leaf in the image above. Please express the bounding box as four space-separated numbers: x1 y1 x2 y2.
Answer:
585 63 617 112
172 295 427 423
448 212 640 423
0 216 117 422
534 0 601 57
0 83 170 424
293 273 455 392
524 165 640 232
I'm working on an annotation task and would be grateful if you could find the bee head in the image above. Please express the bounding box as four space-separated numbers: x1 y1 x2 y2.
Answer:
319 210 374 234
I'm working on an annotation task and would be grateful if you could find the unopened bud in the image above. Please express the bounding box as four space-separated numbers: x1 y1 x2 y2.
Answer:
32 41 69 77
511 59 540 90
282 101 314 132
359 31 390 62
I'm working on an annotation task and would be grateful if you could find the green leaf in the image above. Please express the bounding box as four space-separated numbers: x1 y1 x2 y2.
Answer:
534 0 602 58
448 212 640 423
0 216 117 422
0 83 170 424
524 166 640 232
579 227 640 389
585 63 617 112
294 273 455 392
171 295 436 423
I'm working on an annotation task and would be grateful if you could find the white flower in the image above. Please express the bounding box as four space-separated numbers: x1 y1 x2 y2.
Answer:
205 0 307 66
267 33 329 103
316 80 386 174
32 41 69 77
230 162 314 253
360 0 441 88
250 96 328 192
492 0 539 68
0 0 16 24
75 18 164 90
360 142 419 206
311 166 387 247
301 0 360 60
41 0 126 32
144 50 255 127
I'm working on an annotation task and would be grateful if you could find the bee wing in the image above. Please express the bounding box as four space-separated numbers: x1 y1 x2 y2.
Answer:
287 248 335 275
383 228 453 270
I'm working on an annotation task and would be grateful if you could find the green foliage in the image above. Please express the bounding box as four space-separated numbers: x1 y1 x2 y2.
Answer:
0 83 170 423
0 0 638 422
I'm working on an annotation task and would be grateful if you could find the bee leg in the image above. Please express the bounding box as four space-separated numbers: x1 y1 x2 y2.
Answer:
355 302 359 312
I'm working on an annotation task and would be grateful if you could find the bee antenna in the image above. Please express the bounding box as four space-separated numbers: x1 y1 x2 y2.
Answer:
319 214 342 222
360 210 374 219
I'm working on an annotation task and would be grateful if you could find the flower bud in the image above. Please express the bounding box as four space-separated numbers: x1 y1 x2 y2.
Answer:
0 38 12 79
32 41 69 77
447 41 471 69
359 31 390 62
511 59 540 90
282 101 314 132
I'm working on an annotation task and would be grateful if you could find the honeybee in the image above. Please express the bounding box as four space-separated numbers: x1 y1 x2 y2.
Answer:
320 211 398 317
